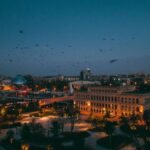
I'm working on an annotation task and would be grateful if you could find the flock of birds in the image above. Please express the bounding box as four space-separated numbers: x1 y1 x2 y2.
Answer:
5 29 137 70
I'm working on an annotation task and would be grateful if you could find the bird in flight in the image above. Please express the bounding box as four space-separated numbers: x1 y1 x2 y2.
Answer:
19 30 24 34
109 59 118 64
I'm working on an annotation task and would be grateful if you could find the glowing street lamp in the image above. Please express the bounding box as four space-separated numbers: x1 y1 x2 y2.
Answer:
21 143 29 150
1 107 6 116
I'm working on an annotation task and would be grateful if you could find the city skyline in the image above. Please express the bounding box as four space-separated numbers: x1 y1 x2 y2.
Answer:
0 0 150 76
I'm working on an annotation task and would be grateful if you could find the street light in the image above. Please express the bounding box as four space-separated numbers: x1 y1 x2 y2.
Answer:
21 143 29 150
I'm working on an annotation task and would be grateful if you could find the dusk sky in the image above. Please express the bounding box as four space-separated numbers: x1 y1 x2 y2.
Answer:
0 0 150 76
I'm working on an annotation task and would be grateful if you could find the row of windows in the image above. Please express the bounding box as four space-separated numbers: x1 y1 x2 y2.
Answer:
145 98 150 105
80 107 88 111
79 106 139 115
91 103 117 109
76 95 140 104
90 89 117 93
76 102 140 112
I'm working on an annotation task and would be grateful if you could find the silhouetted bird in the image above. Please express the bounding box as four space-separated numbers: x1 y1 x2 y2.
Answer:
110 59 118 64
35 44 39 47
19 30 23 34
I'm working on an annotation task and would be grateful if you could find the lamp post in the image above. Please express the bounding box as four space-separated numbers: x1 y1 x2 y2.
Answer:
21 143 29 150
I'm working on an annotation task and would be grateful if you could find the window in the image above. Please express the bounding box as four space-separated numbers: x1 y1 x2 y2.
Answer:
136 107 139 112
128 98 131 103
125 98 127 103
136 98 139 104
132 98 135 104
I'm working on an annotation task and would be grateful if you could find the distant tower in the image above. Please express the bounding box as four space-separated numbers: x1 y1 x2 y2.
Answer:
80 68 91 81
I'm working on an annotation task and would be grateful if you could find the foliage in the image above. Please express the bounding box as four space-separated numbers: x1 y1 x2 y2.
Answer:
143 110 150 127
21 122 45 141
0 122 21 129
120 124 132 134
21 124 31 140
50 120 61 137
104 121 115 136
6 130 14 140
120 116 129 125
97 135 133 149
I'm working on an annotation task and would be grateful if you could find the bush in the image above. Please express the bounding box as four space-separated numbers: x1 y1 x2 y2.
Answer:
97 135 133 149
120 124 131 134
0 122 21 129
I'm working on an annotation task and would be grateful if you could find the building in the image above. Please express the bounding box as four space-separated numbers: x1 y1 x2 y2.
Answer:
64 76 79 82
69 81 101 94
80 68 92 81
74 86 150 117
12 75 27 85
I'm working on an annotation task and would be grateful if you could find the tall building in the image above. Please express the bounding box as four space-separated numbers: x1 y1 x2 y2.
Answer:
74 86 150 117
80 68 91 81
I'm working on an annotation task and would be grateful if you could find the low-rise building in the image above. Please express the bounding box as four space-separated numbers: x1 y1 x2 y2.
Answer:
74 86 150 117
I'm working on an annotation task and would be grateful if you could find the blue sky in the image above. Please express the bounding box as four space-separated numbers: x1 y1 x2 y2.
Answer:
0 0 150 76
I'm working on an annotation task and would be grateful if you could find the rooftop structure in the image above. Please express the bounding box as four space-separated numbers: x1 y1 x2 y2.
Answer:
12 75 26 85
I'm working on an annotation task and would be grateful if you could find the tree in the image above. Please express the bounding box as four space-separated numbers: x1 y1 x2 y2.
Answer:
136 125 147 143
30 123 45 137
21 124 31 140
28 101 39 112
6 130 14 144
50 120 60 137
143 110 150 130
130 114 140 125
24 75 35 90
120 116 129 125
143 110 150 148
91 118 99 128
65 106 79 132
56 109 66 133
90 118 104 129
21 123 45 140
103 111 110 121
104 121 115 145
